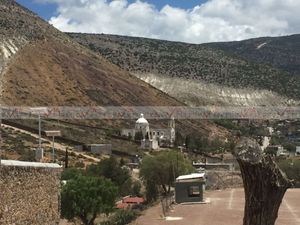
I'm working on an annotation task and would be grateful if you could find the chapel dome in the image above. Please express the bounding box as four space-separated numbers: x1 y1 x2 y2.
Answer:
136 113 149 124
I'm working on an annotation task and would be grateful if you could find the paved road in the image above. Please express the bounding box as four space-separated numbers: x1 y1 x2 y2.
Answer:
131 188 300 225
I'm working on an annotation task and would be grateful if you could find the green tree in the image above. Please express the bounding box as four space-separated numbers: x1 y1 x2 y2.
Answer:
86 157 132 196
140 151 194 197
101 209 140 225
265 148 277 157
61 175 118 225
120 158 125 167
185 135 197 150
283 143 296 152
131 180 142 197
145 180 159 203
65 148 69 168
174 131 184 146
61 167 82 180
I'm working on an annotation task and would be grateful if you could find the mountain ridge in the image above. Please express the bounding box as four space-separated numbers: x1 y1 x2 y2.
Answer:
68 32 300 106
0 0 182 107
0 0 229 142
206 34 300 76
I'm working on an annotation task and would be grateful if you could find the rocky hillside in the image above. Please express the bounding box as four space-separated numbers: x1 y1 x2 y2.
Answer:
68 33 300 106
0 0 229 143
207 34 300 76
0 0 180 106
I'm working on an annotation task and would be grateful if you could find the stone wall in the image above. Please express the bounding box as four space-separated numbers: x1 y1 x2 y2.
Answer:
0 162 62 225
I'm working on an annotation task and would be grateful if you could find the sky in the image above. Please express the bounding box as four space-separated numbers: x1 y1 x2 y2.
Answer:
16 0 300 44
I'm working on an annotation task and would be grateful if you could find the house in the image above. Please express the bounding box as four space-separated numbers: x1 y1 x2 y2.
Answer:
175 173 206 204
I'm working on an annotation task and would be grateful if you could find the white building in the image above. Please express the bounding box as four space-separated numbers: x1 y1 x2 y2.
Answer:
121 114 176 150
135 113 150 140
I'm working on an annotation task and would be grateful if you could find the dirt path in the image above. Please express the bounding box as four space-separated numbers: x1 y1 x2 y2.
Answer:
1 123 100 162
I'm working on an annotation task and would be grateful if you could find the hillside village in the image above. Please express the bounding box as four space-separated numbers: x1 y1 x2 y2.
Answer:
1 1 300 225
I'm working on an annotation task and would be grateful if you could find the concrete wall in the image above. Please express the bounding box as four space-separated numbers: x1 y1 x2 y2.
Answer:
0 162 62 225
89 144 112 155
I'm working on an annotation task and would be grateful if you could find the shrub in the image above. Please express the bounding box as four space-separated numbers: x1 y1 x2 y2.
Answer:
100 209 140 225
61 167 82 180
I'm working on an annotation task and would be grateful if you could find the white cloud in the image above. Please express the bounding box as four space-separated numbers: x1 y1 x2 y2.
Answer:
43 0 300 43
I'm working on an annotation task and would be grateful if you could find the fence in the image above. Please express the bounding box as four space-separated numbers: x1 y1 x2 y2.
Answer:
160 194 175 217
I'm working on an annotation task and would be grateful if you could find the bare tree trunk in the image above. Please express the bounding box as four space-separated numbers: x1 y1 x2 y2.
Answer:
234 138 292 225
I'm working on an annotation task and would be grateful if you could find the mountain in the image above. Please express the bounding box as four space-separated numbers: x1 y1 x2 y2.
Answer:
68 33 300 106
206 34 300 76
0 0 229 145
0 0 180 107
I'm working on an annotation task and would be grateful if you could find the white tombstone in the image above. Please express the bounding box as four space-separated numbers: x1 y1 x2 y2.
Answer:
35 148 44 162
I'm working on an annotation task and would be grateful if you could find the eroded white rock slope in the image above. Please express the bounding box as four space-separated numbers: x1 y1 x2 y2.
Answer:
134 73 299 106
0 37 28 100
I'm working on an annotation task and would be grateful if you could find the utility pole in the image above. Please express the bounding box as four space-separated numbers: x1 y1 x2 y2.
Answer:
45 130 61 163
38 114 41 150
52 135 55 162
65 147 69 168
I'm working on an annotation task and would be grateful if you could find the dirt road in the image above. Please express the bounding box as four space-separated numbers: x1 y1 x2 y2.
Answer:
1 123 100 162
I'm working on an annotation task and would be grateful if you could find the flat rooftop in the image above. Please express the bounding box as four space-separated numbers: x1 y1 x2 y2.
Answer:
176 173 205 181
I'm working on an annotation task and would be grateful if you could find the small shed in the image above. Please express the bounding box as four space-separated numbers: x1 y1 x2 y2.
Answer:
175 173 206 204
84 144 112 155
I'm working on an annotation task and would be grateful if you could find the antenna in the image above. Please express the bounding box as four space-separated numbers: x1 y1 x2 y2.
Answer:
30 107 48 156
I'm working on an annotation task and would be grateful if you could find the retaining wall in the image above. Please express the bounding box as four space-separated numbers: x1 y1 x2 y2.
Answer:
0 161 62 225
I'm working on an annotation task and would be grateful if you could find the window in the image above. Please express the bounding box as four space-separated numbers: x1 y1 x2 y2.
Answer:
188 186 200 197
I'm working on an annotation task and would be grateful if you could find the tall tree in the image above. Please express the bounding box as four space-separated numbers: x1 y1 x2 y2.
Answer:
61 175 118 225
140 151 194 197
86 157 132 196
65 147 69 168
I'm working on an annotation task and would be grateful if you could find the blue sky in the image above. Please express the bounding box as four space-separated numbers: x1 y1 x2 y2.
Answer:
16 0 57 20
16 0 207 20
14 0 300 44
